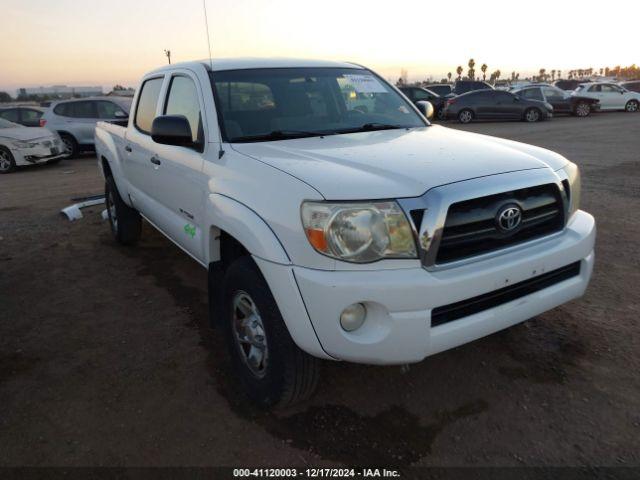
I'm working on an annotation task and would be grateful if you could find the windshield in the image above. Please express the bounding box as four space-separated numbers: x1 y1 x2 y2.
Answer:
210 68 426 142
0 118 20 129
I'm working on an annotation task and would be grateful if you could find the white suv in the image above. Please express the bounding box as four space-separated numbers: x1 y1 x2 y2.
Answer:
41 97 131 157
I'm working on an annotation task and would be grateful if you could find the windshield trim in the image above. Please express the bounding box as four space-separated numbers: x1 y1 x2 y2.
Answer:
209 66 429 144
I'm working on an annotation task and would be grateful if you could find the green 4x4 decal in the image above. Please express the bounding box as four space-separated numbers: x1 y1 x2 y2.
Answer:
184 224 196 238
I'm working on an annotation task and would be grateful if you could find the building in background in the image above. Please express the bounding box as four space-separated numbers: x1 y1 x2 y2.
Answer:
16 85 103 100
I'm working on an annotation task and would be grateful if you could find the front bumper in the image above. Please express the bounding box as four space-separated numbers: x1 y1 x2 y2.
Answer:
11 144 65 166
258 210 595 364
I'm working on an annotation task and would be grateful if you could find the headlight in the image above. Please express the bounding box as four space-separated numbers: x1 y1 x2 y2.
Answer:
12 140 38 148
301 201 417 263
562 162 581 219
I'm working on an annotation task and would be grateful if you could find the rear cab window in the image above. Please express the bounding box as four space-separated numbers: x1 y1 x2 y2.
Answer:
134 77 164 134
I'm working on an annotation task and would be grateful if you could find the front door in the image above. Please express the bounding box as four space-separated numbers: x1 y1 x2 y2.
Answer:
152 71 207 262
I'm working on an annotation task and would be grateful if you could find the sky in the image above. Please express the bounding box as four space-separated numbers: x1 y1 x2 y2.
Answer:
0 0 637 94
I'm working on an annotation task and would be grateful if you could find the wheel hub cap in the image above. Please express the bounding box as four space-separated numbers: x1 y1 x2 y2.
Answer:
232 292 268 378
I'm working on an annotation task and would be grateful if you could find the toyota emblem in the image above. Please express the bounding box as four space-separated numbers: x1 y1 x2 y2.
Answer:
496 204 522 232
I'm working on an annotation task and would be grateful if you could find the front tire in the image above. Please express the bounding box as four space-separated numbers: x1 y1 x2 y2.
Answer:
524 108 541 122
574 101 591 117
222 256 320 408
0 147 16 174
457 109 474 124
625 100 639 112
105 175 141 245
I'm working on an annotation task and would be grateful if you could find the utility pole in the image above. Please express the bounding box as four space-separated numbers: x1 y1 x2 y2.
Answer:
164 49 171 64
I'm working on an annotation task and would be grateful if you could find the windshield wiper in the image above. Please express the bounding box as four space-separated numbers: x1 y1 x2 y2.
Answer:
334 123 406 134
231 130 327 143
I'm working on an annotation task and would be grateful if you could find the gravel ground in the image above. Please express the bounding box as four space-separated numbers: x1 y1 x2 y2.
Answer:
0 112 639 468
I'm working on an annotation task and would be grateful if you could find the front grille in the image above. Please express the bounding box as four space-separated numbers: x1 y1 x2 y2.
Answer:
436 183 565 264
431 261 581 327
42 140 52 147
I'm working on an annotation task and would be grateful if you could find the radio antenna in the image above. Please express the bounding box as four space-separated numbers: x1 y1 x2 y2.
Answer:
202 0 224 158
203 0 213 71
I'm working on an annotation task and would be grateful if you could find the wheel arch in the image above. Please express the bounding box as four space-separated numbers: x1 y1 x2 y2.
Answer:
206 194 290 267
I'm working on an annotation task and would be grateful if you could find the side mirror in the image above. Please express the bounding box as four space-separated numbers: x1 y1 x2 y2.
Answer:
114 110 128 119
415 100 434 120
513 96 521 102
151 115 195 148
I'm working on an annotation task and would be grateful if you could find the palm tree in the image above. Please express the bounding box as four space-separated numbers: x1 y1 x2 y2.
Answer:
558 70 562 79
456 65 463 80
447 72 452 82
468 58 476 80
481 63 488 81
495 69 501 81
551 69 556 81
539 68 546 82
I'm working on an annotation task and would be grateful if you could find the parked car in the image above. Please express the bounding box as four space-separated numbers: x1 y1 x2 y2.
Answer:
0 118 66 173
452 80 494 95
95 58 594 408
399 86 447 120
0 106 45 127
573 83 640 112
444 89 553 123
554 79 582 91
513 85 599 116
619 80 640 93
40 97 132 157
424 84 453 97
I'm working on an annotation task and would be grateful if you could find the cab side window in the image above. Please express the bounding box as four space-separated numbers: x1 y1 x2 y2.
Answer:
588 85 601 93
135 77 164 134
164 75 203 143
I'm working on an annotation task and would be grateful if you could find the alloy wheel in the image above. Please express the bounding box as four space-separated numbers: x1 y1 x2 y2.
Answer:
526 109 540 122
576 103 590 117
626 101 639 112
459 111 473 123
232 291 269 378
0 151 11 172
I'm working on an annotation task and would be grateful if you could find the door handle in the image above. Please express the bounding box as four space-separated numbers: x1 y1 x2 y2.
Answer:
150 156 161 166
124 145 132 153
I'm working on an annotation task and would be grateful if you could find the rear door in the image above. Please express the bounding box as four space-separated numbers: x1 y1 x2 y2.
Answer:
495 91 522 119
151 70 207 261
66 101 99 145
123 75 166 220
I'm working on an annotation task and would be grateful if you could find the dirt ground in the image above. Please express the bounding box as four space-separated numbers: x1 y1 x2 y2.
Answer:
1 112 639 468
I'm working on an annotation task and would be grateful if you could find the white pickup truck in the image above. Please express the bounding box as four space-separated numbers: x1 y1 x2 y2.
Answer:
95 58 595 408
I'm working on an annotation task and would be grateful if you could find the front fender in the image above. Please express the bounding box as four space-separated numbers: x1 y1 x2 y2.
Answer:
206 193 290 265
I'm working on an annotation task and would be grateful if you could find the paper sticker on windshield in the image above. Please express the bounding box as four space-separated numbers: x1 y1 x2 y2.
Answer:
342 74 387 93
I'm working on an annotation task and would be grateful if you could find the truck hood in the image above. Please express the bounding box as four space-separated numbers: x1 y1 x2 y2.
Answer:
232 125 569 199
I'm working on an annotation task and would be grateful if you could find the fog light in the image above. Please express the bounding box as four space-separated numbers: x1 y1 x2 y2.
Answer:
340 303 366 332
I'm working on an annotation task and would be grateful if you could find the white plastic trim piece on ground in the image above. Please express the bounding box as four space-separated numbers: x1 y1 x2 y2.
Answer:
60 196 105 221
